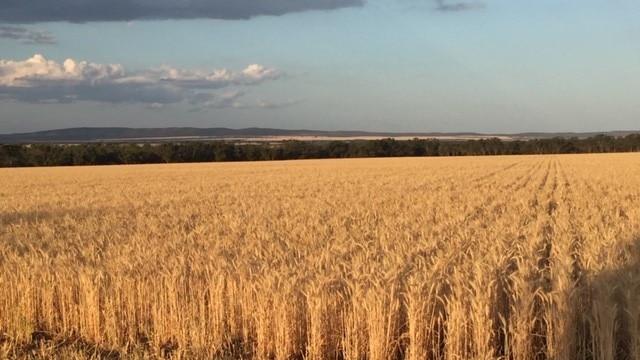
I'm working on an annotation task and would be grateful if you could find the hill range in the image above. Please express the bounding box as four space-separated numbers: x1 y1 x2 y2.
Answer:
0 127 637 143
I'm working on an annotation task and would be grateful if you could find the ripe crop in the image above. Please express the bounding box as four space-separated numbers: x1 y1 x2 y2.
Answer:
1 154 639 359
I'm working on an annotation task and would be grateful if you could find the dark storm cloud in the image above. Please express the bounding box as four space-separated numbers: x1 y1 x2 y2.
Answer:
435 0 486 12
0 25 56 44
0 0 365 23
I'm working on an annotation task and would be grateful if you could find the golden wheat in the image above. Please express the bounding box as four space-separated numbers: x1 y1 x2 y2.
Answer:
0 154 639 359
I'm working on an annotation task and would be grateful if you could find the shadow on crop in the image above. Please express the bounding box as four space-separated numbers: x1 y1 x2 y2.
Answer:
573 234 640 360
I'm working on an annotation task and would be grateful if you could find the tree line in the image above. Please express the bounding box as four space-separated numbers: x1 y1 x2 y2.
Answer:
1 134 640 167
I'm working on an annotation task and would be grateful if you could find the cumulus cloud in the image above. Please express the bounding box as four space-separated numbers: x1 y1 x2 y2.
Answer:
435 0 486 12
0 25 56 44
0 0 365 23
147 64 279 89
0 54 281 106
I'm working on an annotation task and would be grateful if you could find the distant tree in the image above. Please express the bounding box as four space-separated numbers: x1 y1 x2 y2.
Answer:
326 141 348 158
212 143 238 161
406 138 427 156
2 133 640 167
0 145 26 167
622 134 640 152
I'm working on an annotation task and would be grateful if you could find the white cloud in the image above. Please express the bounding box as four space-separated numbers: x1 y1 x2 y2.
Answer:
0 54 281 106
148 64 280 89
242 64 280 82
0 54 124 87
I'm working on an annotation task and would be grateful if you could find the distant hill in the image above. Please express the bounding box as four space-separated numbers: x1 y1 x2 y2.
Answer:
0 127 637 143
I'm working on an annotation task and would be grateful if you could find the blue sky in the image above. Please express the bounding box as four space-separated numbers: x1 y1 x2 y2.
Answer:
1 0 639 134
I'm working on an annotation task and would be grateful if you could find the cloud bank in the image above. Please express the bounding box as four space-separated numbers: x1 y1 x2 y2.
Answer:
0 54 280 106
435 1 486 12
0 0 365 23
0 25 56 44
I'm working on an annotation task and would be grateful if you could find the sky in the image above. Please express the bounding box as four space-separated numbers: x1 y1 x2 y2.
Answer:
1 0 639 134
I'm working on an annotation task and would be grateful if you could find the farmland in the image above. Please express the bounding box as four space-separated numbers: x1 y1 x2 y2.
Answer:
1 154 639 359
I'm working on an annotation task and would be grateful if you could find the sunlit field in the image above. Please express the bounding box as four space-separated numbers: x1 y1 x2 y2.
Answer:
1 154 639 360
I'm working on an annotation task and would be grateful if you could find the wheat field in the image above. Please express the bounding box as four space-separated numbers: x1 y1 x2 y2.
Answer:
1 154 639 359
